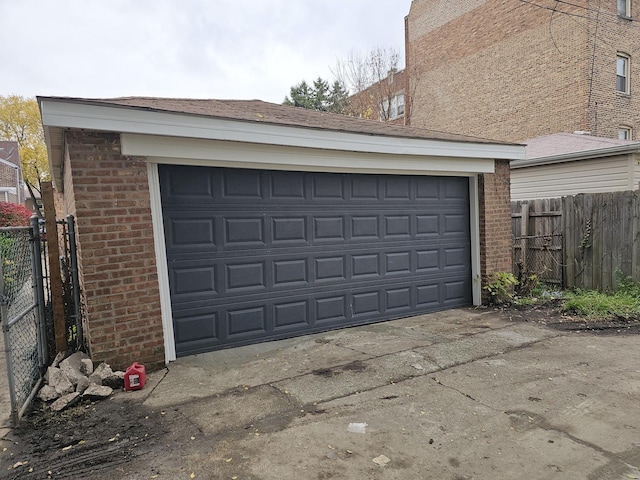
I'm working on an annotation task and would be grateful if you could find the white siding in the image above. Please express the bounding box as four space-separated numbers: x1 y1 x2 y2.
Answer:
633 153 640 190
511 154 635 200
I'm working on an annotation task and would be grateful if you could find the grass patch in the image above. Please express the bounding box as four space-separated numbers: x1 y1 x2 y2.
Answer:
562 287 640 320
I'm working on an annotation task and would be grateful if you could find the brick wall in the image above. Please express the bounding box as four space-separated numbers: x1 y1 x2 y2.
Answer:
348 70 408 124
63 131 164 370
406 0 640 142
0 163 19 203
478 159 512 291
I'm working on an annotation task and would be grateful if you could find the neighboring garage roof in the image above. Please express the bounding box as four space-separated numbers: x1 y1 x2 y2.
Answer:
38 96 525 187
0 141 20 166
513 132 640 168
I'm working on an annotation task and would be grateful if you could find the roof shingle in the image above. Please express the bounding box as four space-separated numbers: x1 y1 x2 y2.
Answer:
50 96 516 146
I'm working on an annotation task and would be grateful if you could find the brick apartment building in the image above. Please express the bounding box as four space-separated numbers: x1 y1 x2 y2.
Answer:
350 68 408 125
404 0 640 143
0 141 24 204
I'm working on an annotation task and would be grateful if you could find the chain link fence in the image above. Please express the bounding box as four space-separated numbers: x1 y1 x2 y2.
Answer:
513 234 563 291
0 222 47 424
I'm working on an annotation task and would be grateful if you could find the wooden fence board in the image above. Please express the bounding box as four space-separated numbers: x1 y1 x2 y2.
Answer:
513 190 640 291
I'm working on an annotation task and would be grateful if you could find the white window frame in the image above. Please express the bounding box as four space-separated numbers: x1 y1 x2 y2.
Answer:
617 53 630 94
618 0 631 17
619 125 633 140
381 94 405 121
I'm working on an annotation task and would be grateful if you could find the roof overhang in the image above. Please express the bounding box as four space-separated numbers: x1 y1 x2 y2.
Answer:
39 97 525 187
512 144 640 169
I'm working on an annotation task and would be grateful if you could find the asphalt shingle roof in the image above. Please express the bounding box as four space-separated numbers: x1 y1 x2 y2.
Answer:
62 96 515 146
0 141 20 165
524 132 640 159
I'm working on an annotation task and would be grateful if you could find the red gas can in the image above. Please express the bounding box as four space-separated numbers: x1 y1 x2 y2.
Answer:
124 362 146 391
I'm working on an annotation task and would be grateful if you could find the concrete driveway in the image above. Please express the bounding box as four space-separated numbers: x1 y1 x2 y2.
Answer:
125 307 640 480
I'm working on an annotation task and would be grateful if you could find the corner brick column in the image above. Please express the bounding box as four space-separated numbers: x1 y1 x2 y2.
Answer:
64 131 165 370
478 159 512 301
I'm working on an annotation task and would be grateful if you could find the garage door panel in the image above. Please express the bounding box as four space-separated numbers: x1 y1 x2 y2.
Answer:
271 217 307 244
385 287 412 312
313 216 345 242
170 263 217 298
222 170 263 199
225 262 267 293
315 295 348 323
351 176 379 199
226 305 268 337
270 171 307 199
384 177 411 200
312 175 346 200
161 165 472 356
173 312 218 344
273 300 310 329
163 168 215 199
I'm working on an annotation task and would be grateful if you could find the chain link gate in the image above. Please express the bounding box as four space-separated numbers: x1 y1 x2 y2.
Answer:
0 218 48 424
0 214 82 424
513 234 563 289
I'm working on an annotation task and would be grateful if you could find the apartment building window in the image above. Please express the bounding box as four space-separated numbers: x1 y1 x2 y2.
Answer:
381 94 405 121
619 125 632 140
617 54 630 94
618 0 631 17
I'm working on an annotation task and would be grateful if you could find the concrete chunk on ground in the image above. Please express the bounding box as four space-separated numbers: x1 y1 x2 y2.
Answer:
46 367 74 396
37 385 59 402
75 376 90 394
50 392 81 412
82 384 113 400
80 358 94 375
88 363 114 386
59 352 92 386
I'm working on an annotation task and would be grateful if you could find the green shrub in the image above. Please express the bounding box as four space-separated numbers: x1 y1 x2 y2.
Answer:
484 272 518 305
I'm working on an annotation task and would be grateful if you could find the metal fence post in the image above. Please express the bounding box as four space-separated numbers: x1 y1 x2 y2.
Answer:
66 215 82 350
30 215 48 368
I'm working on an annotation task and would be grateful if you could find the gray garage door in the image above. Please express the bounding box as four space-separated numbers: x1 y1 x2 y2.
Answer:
160 165 472 357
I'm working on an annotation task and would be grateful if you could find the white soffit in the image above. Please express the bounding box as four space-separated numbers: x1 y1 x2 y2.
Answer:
39 99 524 165
121 134 495 175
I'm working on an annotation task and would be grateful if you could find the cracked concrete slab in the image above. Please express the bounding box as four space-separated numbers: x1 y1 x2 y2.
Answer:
76 307 640 479
432 334 640 456
229 376 608 480
273 350 440 404
175 384 296 437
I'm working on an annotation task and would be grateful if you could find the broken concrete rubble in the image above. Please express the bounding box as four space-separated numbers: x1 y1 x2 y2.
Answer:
59 352 91 387
37 385 58 402
88 362 113 385
45 366 74 397
50 392 81 412
83 384 113 400
37 353 126 412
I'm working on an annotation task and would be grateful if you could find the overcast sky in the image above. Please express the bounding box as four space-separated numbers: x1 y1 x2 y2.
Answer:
1 0 412 104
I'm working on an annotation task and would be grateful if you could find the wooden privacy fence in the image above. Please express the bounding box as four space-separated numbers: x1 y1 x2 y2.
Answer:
512 190 640 291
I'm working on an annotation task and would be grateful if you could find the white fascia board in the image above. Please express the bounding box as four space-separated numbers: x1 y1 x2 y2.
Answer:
121 133 496 175
512 145 640 168
40 99 524 161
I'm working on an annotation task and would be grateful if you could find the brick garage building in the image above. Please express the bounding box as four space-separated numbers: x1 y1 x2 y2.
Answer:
39 97 522 369
405 0 640 142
